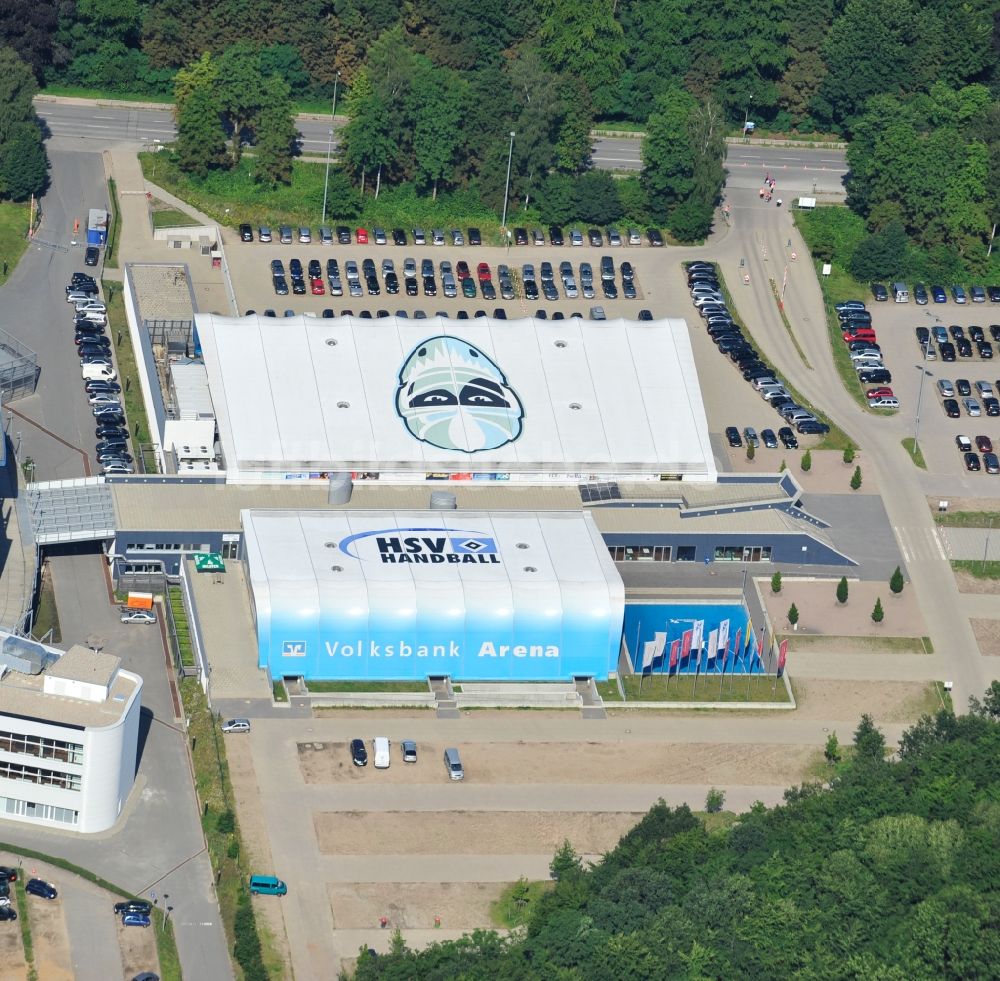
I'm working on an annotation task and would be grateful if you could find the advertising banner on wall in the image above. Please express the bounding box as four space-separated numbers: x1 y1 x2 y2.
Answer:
243 509 625 682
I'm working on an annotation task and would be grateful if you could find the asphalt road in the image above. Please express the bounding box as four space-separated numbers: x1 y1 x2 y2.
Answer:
35 99 848 190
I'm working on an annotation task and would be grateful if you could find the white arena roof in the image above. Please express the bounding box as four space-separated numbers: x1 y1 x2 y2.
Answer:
195 314 716 483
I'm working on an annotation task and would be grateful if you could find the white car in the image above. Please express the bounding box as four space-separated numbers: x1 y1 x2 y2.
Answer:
221 718 251 734
88 393 121 406
120 608 156 624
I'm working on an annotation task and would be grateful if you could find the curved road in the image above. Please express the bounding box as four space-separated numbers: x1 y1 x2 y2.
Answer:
34 97 847 190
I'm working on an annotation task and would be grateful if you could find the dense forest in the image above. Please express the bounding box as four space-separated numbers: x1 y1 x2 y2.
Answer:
346 689 1000 980
0 1 997 244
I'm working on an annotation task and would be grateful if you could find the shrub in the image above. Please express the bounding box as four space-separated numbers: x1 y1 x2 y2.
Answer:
215 810 236 834
837 577 849 604
824 731 841 764
747 441 755 462
771 571 782 594
850 465 862 490
889 566 905 595
233 893 268 981
705 787 725 813
843 446 855 464
872 597 884 623
801 449 812 472
788 603 799 627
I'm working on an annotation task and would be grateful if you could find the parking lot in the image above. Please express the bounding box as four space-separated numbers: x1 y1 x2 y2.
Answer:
847 293 1000 483
228 713 822 977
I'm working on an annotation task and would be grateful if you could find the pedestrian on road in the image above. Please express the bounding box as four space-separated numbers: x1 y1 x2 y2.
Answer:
759 188 765 199
776 198 782 208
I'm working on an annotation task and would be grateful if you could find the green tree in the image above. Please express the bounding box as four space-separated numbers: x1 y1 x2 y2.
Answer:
872 597 884 623
800 449 812 472
537 0 625 116
215 44 270 166
837 576 849 604
641 88 697 220
175 83 226 179
549 839 584 882
616 0 692 121
890 566 905 595
771 570 782 594
746 440 756 462
0 47 39 144
849 221 909 280
253 76 297 186
853 713 886 761
778 0 835 128
824 731 841 764
575 171 622 225
850 465 863 490
788 602 799 627
173 52 219 119
411 62 466 197
0 122 47 200
705 787 725 813
341 68 397 194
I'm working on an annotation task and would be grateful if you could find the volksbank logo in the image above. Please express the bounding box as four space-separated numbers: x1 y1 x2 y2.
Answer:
338 527 500 565
282 641 307 657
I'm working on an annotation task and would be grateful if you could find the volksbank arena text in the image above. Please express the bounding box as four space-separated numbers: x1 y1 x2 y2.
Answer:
243 509 626 681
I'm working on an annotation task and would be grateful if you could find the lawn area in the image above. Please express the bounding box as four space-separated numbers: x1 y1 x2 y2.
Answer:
305 680 429 693
105 178 121 268
936 510 1000 528
151 206 201 229
103 284 157 470
778 634 934 654
0 200 30 287
167 586 196 669
618 674 791 703
41 84 173 104
31 566 61 643
489 878 553 928
901 437 927 469
952 559 1000 580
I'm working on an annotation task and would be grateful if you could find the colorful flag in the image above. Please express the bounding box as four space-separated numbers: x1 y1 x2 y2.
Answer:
691 620 704 656
728 627 742 674
777 639 788 676
653 631 667 666
717 619 730 661
706 628 719 664
641 641 656 672
680 629 693 670
669 639 680 673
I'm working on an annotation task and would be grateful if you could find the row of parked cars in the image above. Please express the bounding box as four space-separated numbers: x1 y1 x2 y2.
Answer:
270 254 639 303
65 274 133 475
954 434 1000 474
249 306 644 322
936 377 1000 420
243 223 666 249
916 323 1000 363
835 301 898 407
687 262 830 442
872 282 1000 304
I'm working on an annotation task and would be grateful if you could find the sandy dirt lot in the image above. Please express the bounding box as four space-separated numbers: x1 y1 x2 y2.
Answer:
118 919 159 979
316 811 642 856
27 894 73 981
792 679 935 722
0 917 25 981
762 579 926 637
298 740 816 788
971 619 1000 657
330 882 504 930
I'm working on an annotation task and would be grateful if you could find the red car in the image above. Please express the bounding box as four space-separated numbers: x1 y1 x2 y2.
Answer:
310 277 325 295
865 386 894 399
356 228 369 244
976 435 993 453
456 260 471 280
843 330 876 343
477 262 492 282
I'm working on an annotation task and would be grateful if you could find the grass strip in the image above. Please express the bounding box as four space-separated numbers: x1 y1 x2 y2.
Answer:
152 207 202 229
712 266 851 451
271 681 287 702
489 877 553 928
105 177 121 269
0 201 30 287
901 438 927 469
40 84 173 104
768 277 812 368
305 680 429 693
14 878 36 981
951 559 1000 580
935 511 1000 528
615 674 790 703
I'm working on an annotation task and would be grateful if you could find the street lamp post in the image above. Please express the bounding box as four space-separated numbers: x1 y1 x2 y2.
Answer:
321 71 342 227
912 347 930 456
500 131 515 233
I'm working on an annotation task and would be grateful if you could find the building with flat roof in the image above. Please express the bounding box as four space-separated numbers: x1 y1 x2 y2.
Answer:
243 509 625 682
0 634 142 834
194 313 716 484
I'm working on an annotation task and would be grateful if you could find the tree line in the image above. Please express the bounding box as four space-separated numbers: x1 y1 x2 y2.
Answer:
346 685 1000 980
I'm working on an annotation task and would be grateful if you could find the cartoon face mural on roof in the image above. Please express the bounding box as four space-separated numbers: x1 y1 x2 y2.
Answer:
395 335 524 452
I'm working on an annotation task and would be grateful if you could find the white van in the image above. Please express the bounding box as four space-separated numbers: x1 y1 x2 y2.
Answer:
892 282 909 303
82 363 117 381
373 736 390 769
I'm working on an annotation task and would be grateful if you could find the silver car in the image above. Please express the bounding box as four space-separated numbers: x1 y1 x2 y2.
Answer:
221 718 251 733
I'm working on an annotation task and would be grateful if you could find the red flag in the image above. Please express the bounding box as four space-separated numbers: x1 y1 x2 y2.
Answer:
669 639 680 671
680 629 693 669
777 639 788 675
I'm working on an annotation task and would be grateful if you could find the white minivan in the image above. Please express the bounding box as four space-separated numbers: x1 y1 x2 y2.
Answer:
373 736 390 769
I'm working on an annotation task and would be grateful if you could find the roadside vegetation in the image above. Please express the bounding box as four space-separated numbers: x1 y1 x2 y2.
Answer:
0 202 30 286
105 178 122 268
596 674 790 704
935 510 1000 529
951 559 1000 581
901 438 927 469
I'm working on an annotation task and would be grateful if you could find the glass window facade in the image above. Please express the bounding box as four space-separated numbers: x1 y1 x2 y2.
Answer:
0 730 83 765
0 760 81 791
1 796 78 824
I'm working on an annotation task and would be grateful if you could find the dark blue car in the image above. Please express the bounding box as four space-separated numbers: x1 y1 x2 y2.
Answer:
931 285 947 303
25 879 56 900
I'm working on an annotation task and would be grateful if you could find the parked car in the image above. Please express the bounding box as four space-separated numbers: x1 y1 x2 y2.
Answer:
401 740 418 763
25 879 57 900
115 900 153 916
221 718 251 733
122 913 151 928
120 608 156 624
350 739 368 766
725 426 742 448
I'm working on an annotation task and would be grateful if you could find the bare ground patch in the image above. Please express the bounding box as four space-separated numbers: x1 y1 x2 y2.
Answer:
117 919 159 979
0 917 25 981
971 619 1000 657
298 740 816 788
792 679 938 722
316 811 641 856
954 571 1000 595
329 882 502 930
27 896 73 981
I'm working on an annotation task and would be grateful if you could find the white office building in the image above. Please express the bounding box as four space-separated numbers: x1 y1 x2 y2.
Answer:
0 635 142 834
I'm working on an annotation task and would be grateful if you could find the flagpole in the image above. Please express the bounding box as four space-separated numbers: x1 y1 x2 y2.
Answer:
719 637 729 698
633 618 641 694
747 624 764 700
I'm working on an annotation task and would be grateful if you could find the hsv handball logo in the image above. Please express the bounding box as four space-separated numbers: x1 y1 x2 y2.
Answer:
338 527 500 565
395 335 524 452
